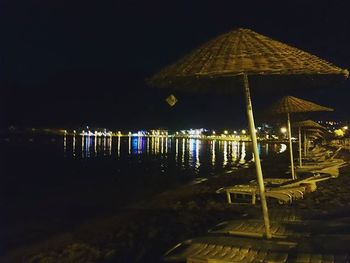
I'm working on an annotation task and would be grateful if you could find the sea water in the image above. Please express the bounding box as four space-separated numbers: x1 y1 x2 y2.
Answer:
0 134 285 252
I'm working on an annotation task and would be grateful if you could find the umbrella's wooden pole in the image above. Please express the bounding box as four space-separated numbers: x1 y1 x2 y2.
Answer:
298 127 302 167
242 74 271 239
287 113 296 179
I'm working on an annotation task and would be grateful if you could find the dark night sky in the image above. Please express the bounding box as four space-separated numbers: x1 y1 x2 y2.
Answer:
1 0 350 130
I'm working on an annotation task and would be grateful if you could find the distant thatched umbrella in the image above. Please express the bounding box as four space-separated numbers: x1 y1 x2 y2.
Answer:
308 131 324 140
267 96 333 114
267 96 333 179
294 120 327 161
308 131 324 138
294 120 325 129
304 128 325 135
149 28 347 239
306 129 328 156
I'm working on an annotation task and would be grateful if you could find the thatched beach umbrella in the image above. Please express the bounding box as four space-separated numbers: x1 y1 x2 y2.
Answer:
294 120 326 166
294 120 325 130
304 128 325 137
308 131 324 140
305 128 328 156
308 131 324 138
149 28 347 239
267 96 333 179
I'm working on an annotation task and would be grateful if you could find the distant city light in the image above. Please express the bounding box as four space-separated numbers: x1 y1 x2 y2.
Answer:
31 124 350 142
279 144 287 153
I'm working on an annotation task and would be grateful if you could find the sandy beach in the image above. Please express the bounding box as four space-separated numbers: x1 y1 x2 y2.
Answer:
3 146 350 263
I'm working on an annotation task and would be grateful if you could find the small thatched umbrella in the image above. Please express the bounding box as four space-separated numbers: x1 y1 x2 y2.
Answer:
294 120 325 129
149 28 347 239
304 128 325 138
266 96 333 179
294 120 326 166
309 131 324 138
305 128 327 155
308 131 324 141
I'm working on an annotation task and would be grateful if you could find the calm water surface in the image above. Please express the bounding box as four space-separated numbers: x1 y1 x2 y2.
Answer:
62 135 285 172
0 134 286 253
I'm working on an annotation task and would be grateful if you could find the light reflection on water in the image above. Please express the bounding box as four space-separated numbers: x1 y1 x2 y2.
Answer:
211 140 216 166
240 142 246 164
72 135 76 157
64 136 284 172
117 136 121 157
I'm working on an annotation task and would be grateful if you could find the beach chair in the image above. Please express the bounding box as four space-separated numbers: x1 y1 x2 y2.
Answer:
163 236 294 263
295 159 346 175
264 173 333 192
251 172 334 191
216 184 305 205
163 234 350 263
303 146 342 162
208 219 302 239
218 173 332 205
316 165 341 178
208 218 350 239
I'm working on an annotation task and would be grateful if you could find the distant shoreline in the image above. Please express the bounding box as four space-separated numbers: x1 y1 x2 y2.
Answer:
1 132 290 144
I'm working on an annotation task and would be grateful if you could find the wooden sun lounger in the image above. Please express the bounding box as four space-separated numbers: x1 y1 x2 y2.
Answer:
208 219 302 239
279 173 332 192
208 218 350 239
317 166 340 178
249 173 333 192
296 159 346 173
163 236 294 263
218 173 333 205
163 235 350 263
216 185 305 205
304 146 342 162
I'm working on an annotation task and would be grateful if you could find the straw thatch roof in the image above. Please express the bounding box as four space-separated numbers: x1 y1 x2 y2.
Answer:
293 120 326 129
304 128 325 134
266 96 333 114
149 28 348 89
308 131 324 139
